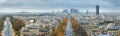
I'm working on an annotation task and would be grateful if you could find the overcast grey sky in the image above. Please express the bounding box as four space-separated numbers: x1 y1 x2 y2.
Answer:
0 0 120 12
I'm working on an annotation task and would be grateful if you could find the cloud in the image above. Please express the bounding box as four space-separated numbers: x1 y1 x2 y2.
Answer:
0 0 120 12
105 0 120 6
0 0 98 9
0 0 7 3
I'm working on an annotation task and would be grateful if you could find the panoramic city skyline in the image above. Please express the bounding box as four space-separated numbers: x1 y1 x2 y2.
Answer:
0 0 120 12
1 0 120 36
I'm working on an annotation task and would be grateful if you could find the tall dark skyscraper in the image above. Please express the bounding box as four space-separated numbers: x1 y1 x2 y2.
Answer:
96 5 99 15
70 8 79 14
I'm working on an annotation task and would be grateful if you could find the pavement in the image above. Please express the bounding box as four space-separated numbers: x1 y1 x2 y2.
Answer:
2 17 15 36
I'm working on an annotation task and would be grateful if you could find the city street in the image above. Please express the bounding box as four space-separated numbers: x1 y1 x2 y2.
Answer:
2 17 15 36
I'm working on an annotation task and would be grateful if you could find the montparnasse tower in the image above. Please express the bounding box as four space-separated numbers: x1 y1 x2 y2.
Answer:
96 0 100 15
96 5 99 15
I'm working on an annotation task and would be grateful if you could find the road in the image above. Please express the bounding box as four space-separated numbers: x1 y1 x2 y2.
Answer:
65 14 88 36
64 14 75 36
2 17 15 36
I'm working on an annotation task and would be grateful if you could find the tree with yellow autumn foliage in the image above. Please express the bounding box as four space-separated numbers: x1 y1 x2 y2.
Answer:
54 18 68 36
71 17 80 36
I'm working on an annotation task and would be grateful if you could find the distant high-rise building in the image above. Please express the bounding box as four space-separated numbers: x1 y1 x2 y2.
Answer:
70 8 79 13
86 10 89 14
96 5 99 15
62 9 69 13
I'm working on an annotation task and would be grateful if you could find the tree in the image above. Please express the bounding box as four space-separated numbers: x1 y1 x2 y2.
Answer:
0 17 5 36
71 17 80 36
54 18 68 36
10 18 25 36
